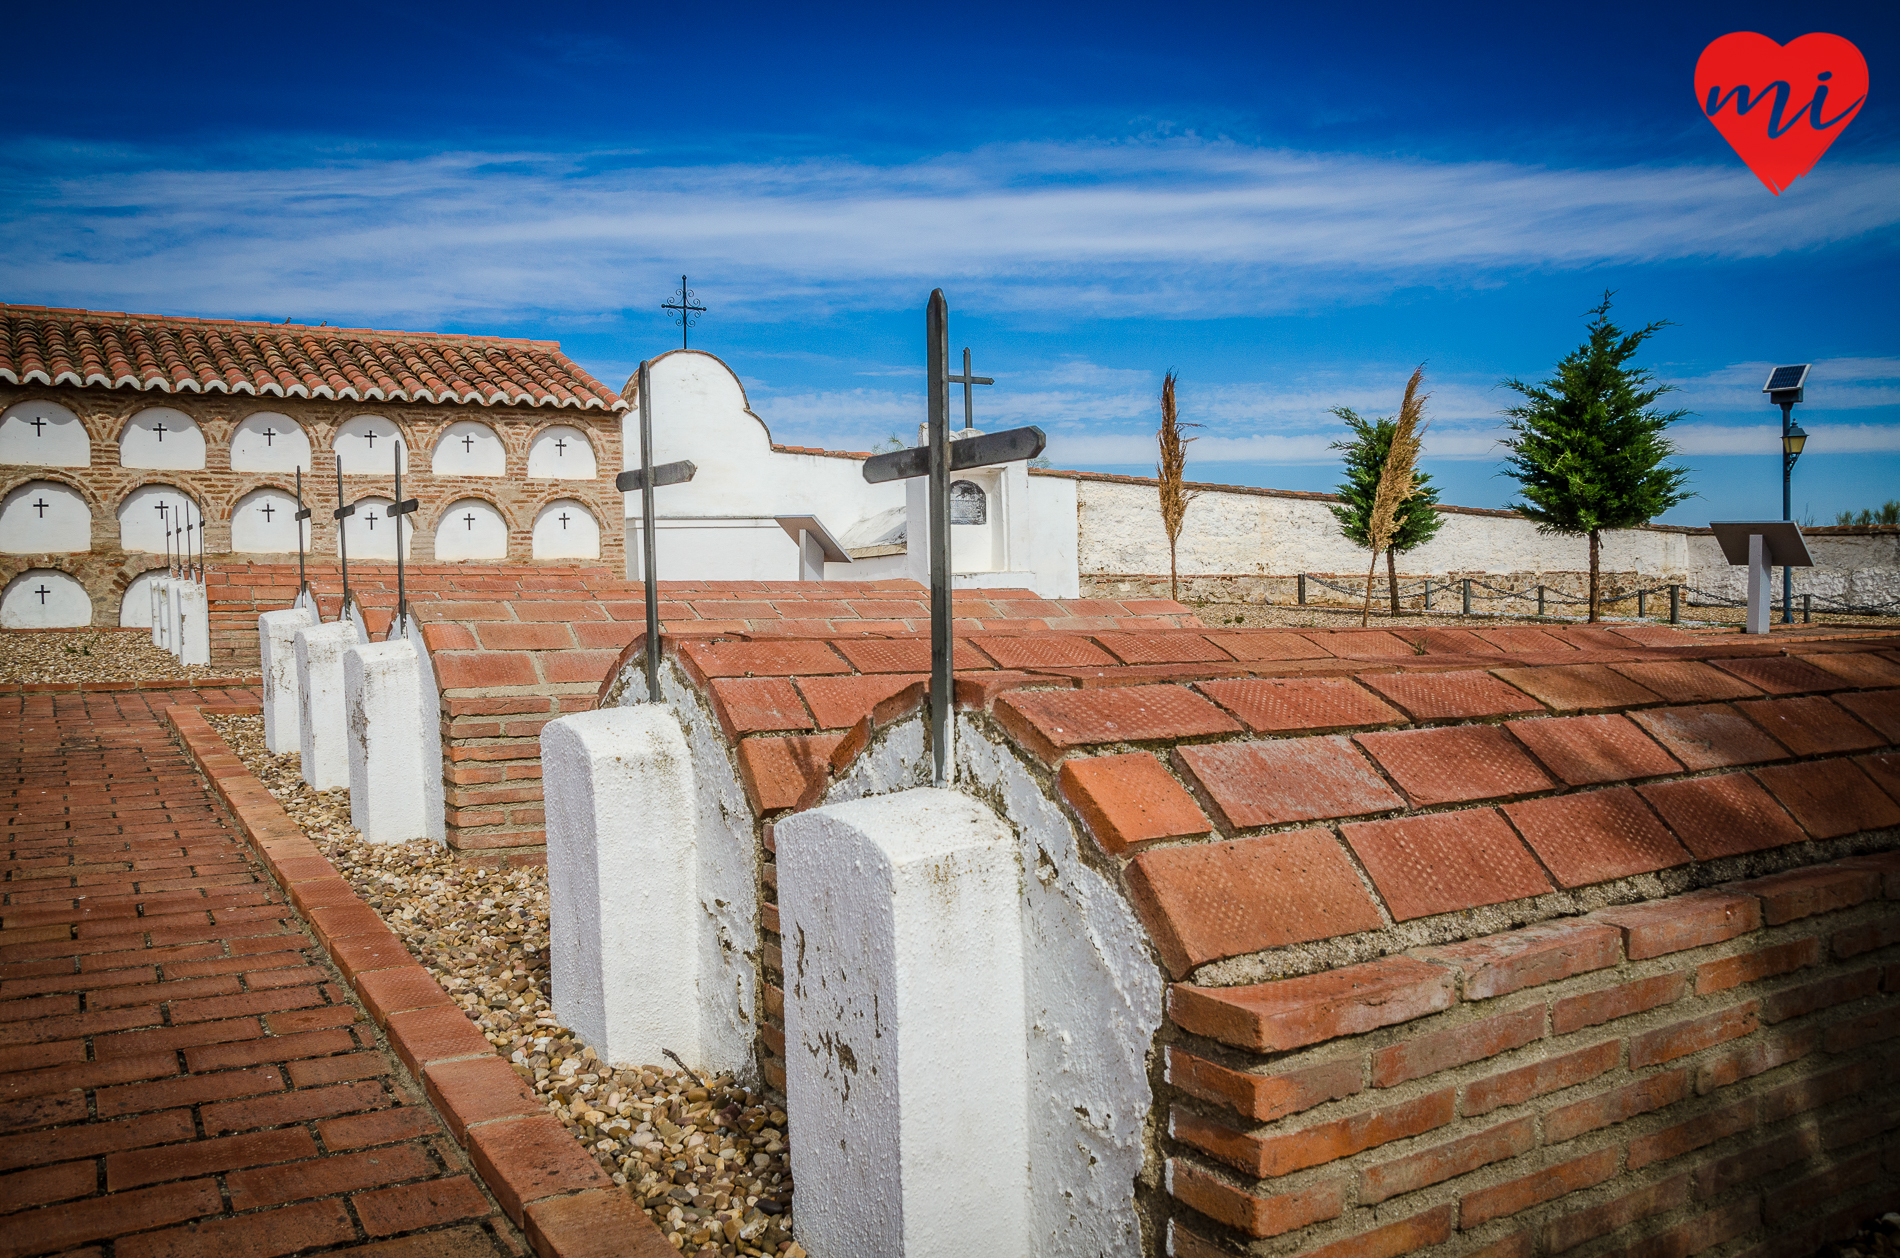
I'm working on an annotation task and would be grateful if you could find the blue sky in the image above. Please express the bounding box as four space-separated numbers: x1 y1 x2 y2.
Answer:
4 0 1896 524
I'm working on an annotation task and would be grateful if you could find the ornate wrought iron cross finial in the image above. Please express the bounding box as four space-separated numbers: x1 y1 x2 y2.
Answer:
662 276 707 349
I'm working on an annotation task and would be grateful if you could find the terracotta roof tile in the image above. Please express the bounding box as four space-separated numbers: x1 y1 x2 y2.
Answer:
1607 660 1763 704
1317 631 1421 659
1409 628 1506 656
1500 788 1692 887
1627 704 1790 771
993 685 1239 762
1638 774 1806 859
1470 627 1578 653
1200 631 1335 662
1057 754 1210 854
1833 689 1900 743
1340 810 1552 919
682 640 851 679
1751 759 1900 839
1858 751 1900 804
1092 633 1235 665
1175 738 1405 830
736 733 844 813
1125 830 1385 975
1737 696 1885 756
1356 670 1543 722
1035 663 1251 687
1490 664 1661 713
707 678 813 737
1195 678 1403 734
1168 956 1455 1051
1506 714 1682 785
1711 655 1855 695
1801 652 1900 689
0 305 625 410
972 636 1116 669
1354 725 1556 806
794 674 925 731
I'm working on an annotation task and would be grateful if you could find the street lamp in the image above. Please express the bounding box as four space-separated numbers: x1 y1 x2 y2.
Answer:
1763 364 1811 624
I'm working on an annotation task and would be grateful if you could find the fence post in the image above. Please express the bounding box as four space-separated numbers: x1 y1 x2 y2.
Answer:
1637 589 1646 618
1803 593 1812 624
1537 585 1546 617
1462 578 1472 615
1423 579 1432 611
1669 584 1680 624
1297 573 1307 605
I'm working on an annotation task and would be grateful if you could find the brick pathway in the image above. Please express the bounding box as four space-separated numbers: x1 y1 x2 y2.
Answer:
1 689 523 1257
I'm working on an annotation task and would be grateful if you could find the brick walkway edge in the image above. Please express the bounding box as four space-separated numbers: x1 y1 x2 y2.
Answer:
161 703 672 1257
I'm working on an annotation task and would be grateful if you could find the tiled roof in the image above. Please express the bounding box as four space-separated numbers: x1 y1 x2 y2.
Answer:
0 304 628 411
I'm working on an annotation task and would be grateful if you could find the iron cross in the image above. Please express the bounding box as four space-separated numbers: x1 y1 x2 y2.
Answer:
662 276 706 350
34 585 49 604
616 360 699 701
295 469 312 597
861 290 1045 786
28 416 46 436
385 444 420 631
945 348 993 431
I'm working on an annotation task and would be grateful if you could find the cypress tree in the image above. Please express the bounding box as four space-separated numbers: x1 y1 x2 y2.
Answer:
1329 391 1445 615
1499 293 1691 622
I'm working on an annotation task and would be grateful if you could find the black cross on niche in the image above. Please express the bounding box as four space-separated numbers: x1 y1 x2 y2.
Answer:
860 289 1044 787
461 434 475 454
365 429 378 450
32 498 49 518
34 585 49 604
261 502 276 522
152 421 168 442
463 513 477 531
28 417 46 436
554 438 567 457
262 427 277 446
558 512 571 530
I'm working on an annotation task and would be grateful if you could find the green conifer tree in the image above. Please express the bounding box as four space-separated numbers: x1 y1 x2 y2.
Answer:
1330 405 1444 615
1499 293 1691 622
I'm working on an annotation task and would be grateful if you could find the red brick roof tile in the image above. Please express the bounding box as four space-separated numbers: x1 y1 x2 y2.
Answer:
794 674 925 731
1355 670 1543 722
1168 956 1455 1051
1057 754 1210 855
1195 678 1403 734
1200 631 1335 662
994 686 1240 762
1737 695 1884 756
1093 633 1235 665
1607 660 1763 704
736 734 844 814
1491 663 1661 713
1858 751 1900 804
1710 655 1854 695
1340 810 1553 919
1628 704 1790 771
1799 651 1900 689
972 636 1117 669
707 678 813 737
1506 714 1682 785
1834 689 1900 743
0 305 626 410
1500 788 1691 887
1638 774 1806 859
1751 759 1900 839
1175 738 1404 830
1354 725 1556 806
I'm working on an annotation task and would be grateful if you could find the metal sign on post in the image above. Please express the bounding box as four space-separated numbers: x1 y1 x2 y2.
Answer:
386 444 420 636
333 457 356 614
860 289 1045 786
1710 520 1813 635
615 360 699 702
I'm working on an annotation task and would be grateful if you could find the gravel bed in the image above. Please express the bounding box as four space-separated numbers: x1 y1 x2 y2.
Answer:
0 629 225 684
208 714 803 1258
1189 600 1900 632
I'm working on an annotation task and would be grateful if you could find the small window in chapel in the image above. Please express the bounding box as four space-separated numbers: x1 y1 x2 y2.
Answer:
950 480 986 525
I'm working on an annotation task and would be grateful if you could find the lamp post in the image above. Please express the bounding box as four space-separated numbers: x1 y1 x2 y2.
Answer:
1763 364 1811 625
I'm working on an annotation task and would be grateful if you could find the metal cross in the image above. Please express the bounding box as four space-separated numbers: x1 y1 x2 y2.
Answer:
28 416 46 436
945 348 994 431
263 427 277 445
365 429 378 449
861 290 1045 786
34 585 49 604
558 512 571 529
295 468 311 597
31 498 48 518
662 276 707 350
463 513 476 530
617 360 699 702
385 444 420 631
152 421 168 442
333 457 356 610
461 434 475 453
554 437 567 457
261 502 276 522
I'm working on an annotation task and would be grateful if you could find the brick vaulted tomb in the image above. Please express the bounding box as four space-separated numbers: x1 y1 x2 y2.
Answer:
559 619 1900 1257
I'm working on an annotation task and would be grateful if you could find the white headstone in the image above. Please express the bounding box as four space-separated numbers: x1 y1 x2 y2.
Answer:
532 499 599 560
229 412 312 473
231 487 308 554
345 640 442 844
430 420 507 477
543 707 702 1067
333 415 405 473
1 481 92 553
119 407 206 470
528 425 597 479
0 569 92 629
776 788 1031 1258
0 400 89 467
260 606 317 753
435 498 510 561
296 622 359 791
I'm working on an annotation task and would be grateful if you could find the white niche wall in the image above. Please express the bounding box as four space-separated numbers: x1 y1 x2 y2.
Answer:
333 415 406 476
0 401 90 467
230 413 312 473
338 496 412 560
1 569 91 628
231 488 308 554
532 499 599 560
121 570 165 628
436 498 510 561
432 421 507 477
1 481 92 553
117 484 197 554
120 407 206 470
527 425 596 479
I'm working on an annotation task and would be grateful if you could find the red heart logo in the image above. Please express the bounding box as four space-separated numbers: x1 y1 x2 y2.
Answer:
1695 32 1868 194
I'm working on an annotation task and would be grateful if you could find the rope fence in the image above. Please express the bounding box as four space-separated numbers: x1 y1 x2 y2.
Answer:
1293 572 1900 622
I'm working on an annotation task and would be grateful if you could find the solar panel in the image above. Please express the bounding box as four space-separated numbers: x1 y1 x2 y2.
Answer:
1763 364 1809 392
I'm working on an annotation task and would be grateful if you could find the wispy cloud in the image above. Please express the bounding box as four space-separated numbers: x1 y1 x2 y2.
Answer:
5 138 1898 325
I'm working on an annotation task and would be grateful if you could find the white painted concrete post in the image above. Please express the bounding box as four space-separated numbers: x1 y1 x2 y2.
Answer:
542 707 700 1068
177 582 210 666
799 529 825 582
776 788 1030 1258
296 622 358 792
157 579 177 655
150 578 166 648
260 607 317 754
1746 532 1771 635
344 640 441 844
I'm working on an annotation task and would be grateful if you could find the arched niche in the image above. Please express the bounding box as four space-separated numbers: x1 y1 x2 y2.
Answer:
950 480 988 524
1 480 92 553
230 413 313 473
1 569 91 628
338 496 412 560
121 570 166 628
527 425 597 479
0 400 89 467
120 407 206 470
432 421 507 477
436 498 510 561
333 415 406 476
117 484 199 554
231 487 309 554
532 499 599 560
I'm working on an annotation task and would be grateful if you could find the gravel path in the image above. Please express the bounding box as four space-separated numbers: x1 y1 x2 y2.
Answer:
209 714 803 1258
0 629 228 684
1191 600 1900 632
